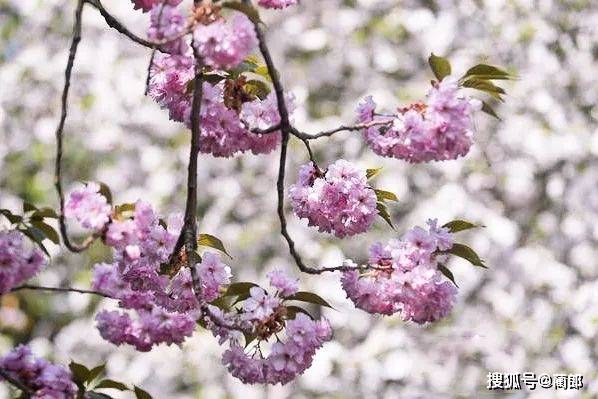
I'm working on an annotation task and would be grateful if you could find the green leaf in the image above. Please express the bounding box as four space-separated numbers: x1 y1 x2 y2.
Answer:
428 53 452 81
209 295 235 311
244 79 271 100
0 209 22 224
285 291 334 309
442 219 481 233
30 220 60 244
366 167 382 180
134 386 152 399
222 282 258 297
254 65 272 82
243 332 257 348
69 361 90 386
376 202 395 229
438 264 458 287
481 101 500 120
20 226 50 256
94 379 129 391
87 392 114 399
462 64 511 80
86 364 106 384
203 73 228 85
23 202 37 213
446 243 487 268
31 207 58 220
197 233 233 258
98 182 113 205
285 305 314 320
462 78 505 101
114 203 135 213
222 1 262 24
374 189 398 202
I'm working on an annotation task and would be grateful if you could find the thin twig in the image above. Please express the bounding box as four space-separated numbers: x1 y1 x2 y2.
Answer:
9 285 113 298
292 119 393 140
0 368 36 397
84 0 188 50
54 0 95 253
249 123 281 135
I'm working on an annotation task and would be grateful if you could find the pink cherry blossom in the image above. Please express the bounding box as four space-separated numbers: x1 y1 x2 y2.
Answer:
0 230 47 293
289 160 378 238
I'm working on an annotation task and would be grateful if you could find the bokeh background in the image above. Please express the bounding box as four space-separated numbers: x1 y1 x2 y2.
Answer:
1 0 597 398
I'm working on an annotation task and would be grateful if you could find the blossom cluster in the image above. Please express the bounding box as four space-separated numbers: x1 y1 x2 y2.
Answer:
0 230 47 294
222 313 332 385
341 219 457 324
64 182 111 232
193 13 257 69
0 345 77 398
148 2 188 55
63 184 334 381
208 271 332 385
148 54 293 157
85 199 230 351
358 77 482 162
289 160 378 238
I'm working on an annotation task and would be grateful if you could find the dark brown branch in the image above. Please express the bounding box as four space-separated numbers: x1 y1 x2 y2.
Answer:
252 18 365 275
250 123 281 135
84 0 165 50
54 0 95 253
292 119 393 140
0 368 36 397
9 285 113 298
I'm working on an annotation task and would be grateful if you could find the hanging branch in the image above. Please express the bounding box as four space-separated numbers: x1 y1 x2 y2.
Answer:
53 0 96 253
251 18 366 275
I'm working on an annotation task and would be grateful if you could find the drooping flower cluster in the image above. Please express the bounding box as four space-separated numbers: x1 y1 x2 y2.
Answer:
85 199 232 351
205 270 332 385
289 160 378 238
0 345 77 398
258 0 299 9
0 230 47 294
222 313 332 385
64 182 112 232
358 76 482 162
148 55 294 157
341 219 457 323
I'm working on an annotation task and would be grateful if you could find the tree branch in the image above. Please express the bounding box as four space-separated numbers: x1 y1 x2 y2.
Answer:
250 123 281 135
84 0 166 50
291 119 393 140
9 285 113 298
0 368 36 397
251 18 368 275
54 0 95 253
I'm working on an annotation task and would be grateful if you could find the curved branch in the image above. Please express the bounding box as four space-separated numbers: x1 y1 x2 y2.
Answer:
9 285 113 298
0 368 36 397
291 119 393 140
54 0 95 253
85 0 193 51
251 18 367 275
